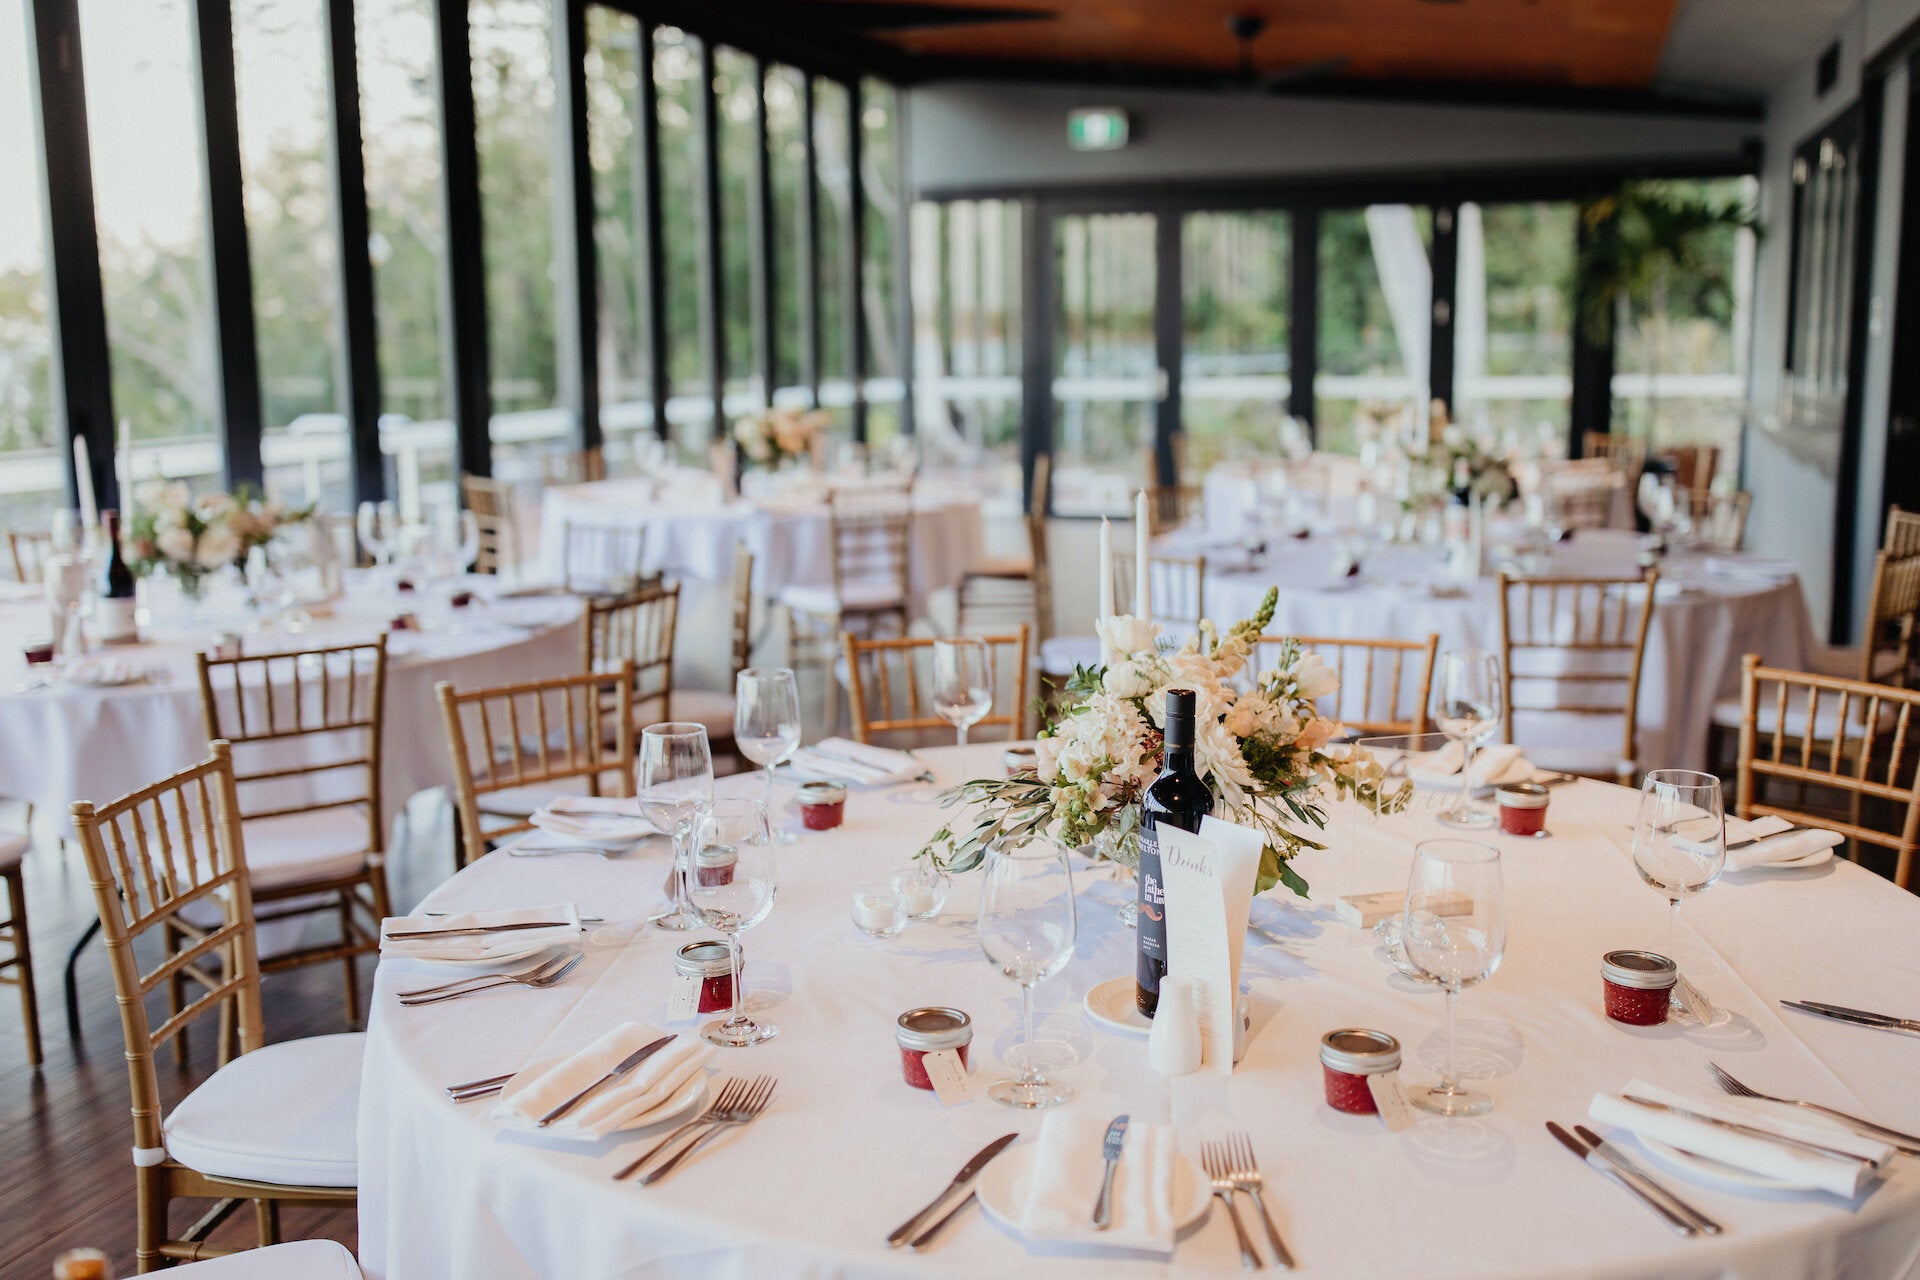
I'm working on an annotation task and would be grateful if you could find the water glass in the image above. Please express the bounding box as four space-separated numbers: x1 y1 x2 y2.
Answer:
932 637 994 747
850 883 907 938
979 833 1076 1110
1632 769 1725 966
685 798 778 1047
1402 839 1505 1117
735 668 802 844
1431 648 1504 829
638 722 714 931
356 500 397 567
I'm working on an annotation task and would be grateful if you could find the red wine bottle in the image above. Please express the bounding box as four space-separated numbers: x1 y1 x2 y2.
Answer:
1136 687 1212 1018
95 509 139 646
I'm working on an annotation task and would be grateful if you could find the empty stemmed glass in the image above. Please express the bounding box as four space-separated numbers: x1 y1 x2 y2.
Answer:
1432 648 1504 829
1402 839 1506 1116
637 723 714 931
684 798 778 1047
978 832 1076 1109
734 668 802 845
356 500 396 567
932 637 993 747
1632 769 1727 989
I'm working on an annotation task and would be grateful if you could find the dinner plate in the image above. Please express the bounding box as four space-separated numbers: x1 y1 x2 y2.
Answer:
527 812 656 849
500 1070 707 1139
1084 976 1152 1036
398 940 566 969
974 1141 1209 1239
1636 1098 1855 1193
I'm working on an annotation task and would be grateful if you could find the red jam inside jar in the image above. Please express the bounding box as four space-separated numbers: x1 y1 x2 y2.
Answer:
896 1007 972 1091
1320 1028 1402 1115
1601 950 1676 1026
798 780 846 831
22 640 54 666
675 940 741 1013
694 844 737 887
1496 783 1549 836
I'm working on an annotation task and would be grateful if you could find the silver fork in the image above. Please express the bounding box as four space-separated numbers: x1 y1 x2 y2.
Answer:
635 1075 777 1186
613 1077 752 1180
399 954 582 1005
1224 1133 1294 1269
1199 1141 1261 1271
398 954 571 1000
1708 1063 1920 1152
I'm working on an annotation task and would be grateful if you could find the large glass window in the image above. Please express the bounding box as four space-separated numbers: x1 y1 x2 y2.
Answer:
910 198 1021 486
80 0 221 490
766 65 806 402
861 78 902 448
1453 201 1574 453
715 46 756 413
813 77 852 437
654 25 706 460
1316 205 1431 453
586 4 646 460
1182 210 1290 471
0 0 60 533
234 0 347 508
1052 212 1156 517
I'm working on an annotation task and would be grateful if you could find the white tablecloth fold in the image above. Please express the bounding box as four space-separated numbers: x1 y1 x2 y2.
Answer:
1018 1111 1179 1254
491 1023 713 1141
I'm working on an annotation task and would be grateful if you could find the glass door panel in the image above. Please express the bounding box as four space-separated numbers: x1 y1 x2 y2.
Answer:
1317 206 1431 452
1181 210 1291 473
1051 212 1158 517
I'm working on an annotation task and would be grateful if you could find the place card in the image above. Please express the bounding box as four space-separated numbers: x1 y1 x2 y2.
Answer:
1335 889 1474 929
1366 1073 1418 1132
666 972 701 1022
1673 972 1716 1024
922 1049 973 1107
1159 817 1263 1074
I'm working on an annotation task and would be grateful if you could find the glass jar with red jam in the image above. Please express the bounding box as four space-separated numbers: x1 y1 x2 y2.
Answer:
675 940 741 1013
797 780 846 831
1320 1028 1402 1115
21 639 54 666
1496 782 1550 836
896 1006 971 1091
1601 950 1676 1026
694 841 737 887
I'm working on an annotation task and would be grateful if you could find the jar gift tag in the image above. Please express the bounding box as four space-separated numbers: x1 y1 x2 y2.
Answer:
666 972 702 1022
1673 972 1715 1023
922 1048 973 1107
1366 1072 1418 1132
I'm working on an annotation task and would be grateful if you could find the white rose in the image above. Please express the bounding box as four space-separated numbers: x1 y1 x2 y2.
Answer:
156 528 195 562
196 526 241 568
1101 659 1155 700
1290 652 1340 701
1033 735 1063 783
1096 613 1158 658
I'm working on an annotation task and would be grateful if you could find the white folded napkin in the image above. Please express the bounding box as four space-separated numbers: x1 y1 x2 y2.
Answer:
492 1022 714 1141
788 736 922 786
529 795 657 842
1018 1111 1178 1254
1589 1079 1892 1198
1724 815 1844 872
1406 743 1528 790
379 904 581 962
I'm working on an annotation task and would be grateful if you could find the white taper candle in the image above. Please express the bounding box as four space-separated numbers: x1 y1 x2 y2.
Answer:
73 435 97 530
1134 489 1151 626
1097 517 1114 663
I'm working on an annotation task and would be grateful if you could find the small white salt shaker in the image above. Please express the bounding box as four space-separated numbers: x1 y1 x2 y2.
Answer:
1147 976 1203 1075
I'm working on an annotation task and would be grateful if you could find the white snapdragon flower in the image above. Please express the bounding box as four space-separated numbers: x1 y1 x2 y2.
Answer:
1289 651 1340 702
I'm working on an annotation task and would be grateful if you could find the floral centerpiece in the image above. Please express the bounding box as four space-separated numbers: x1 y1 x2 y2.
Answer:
1426 426 1519 507
732 407 826 471
917 588 1404 898
125 482 310 599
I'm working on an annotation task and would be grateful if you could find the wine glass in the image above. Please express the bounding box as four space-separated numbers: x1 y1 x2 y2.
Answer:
684 798 778 1047
1402 839 1506 1117
978 832 1076 1109
932 638 994 747
637 722 714 931
1431 648 1503 829
734 668 802 845
356 500 397 570
1631 769 1725 964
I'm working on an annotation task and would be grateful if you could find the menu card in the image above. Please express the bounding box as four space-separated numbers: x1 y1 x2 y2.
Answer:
1157 817 1263 1073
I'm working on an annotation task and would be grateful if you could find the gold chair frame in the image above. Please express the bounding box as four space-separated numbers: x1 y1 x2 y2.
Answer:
6 527 51 583
560 519 649 595
1885 506 1920 559
460 474 518 575
1683 489 1752 550
1111 551 1205 630
1256 633 1439 737
1856 548 1920 688
542 446 607 486
959 453 1052 644
843 626 1031 745
584 579 681 725
1 835 39 1067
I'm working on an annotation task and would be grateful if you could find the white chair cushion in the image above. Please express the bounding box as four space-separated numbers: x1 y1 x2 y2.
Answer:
1039 634 1101 676
668 688 737 741
166 1240 362 1278
966 554 1034 580
164 1033 363 1188
778 581 905 617
239 807 371 892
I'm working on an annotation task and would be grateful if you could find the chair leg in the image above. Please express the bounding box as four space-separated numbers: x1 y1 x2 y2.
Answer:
254 1196 280 1247
338 893 361 1029
136 1166 168 1274
163 919 189 1068
4 865 39 1067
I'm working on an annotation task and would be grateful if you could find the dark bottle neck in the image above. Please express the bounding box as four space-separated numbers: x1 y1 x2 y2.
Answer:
1162 740 1196 773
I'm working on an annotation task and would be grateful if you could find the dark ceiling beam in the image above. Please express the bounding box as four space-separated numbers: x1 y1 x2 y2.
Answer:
772 2 1055 32
593 0 912 82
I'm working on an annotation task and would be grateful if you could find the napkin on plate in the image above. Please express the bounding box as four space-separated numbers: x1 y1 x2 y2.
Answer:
788 737 922 786
1406 743 1529 790
1018 1111 1179 1254
1589 1079 1892 1198
379 904 581 963
529 796 657 842
1724 815 1844 872
492 1022 714 1140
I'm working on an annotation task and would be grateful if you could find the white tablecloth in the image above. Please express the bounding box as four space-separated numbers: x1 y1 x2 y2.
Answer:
0 576 582 838
1166 529 1814 773
358 743 1920 1280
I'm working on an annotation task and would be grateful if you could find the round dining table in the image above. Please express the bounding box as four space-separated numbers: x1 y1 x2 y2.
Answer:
357 742 1920 1279
0 574 583 839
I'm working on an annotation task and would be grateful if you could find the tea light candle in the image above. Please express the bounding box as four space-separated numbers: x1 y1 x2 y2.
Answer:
851 884 905 937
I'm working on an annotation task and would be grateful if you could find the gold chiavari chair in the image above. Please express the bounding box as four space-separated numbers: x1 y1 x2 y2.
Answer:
460 474 518 575
958 453 1052 643
1497 571 1658 786
0 831 39 1067
1111 551 1206 632
71 743 360 1270
843 626 1031 746
1583 431 1647 475
781 486 914 724
584 579 678 721
195 639 392 1024
1683 489 1752 550
1661 444 1719 494
6 528 51 582
560 519 649 596
1254 633 1439 737
437 664 635 868
1886 506 1920 558
1803 546 1920 694
1736 656 1920 889
542 446 607 486
1146 483 1205 537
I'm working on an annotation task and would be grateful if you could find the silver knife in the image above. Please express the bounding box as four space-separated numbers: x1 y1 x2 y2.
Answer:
1621 1094 1881 1166
537 1035 677 1128
1545 1123 1696 1237
1784 1000 1920 1035
1091 1114 1130 1229
885 1133 1019 1247
385 920 574 940
1573 1124 1723 1235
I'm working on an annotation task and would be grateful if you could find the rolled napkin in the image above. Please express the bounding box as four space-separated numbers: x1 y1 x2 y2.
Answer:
1589 1078 1893 1198
379 904 581 963
788 736 922 786
492 1023 715 1141
1724 815 1843 872
1018 1110 1179 1253
529 795 657 842
1407 743 1528 790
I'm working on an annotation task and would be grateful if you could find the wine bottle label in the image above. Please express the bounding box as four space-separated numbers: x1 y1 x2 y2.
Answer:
95 597 138 643
1137 826 1167 979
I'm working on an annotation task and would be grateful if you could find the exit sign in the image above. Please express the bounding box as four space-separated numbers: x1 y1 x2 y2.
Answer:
1067 108 1131 152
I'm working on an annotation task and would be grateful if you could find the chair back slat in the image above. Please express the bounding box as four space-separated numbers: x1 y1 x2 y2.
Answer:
1111 552 1205 631
728 543 756 680
542 446 606 486
1885 507 1920 558
1683 490 1751 550
562 519 650 595
584 580 680 724
844 627 1031 746
827 486 913 606
1254 633 1439 737
461 474 519 574
6 528 51 583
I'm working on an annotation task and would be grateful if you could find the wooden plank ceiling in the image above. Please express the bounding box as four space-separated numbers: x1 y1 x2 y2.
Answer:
805 0 1685 90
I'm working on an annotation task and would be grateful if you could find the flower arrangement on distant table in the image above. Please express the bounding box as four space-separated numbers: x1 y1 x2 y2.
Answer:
732 407 827 470
125 482 310 598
